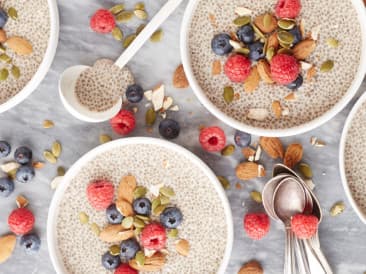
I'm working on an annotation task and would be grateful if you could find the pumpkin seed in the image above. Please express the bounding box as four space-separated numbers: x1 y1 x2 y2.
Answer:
111 27 123 41
90 223 100 236
79 212 89 224
252 24 265 39
223 86 234 104
136 24 146 35
221 145 235 156
133 217 145 228
122 216 134 229
0 44 5 53
320 60 334 72
43 120 54 128
326 38 339 48
0 53 11 63
330 202 345 217
159 195 170 205
168 229 178 238
277 31 294 45
99 134 112 144
150 29 163 42
235 47 250 55
43 150 57 164
145 108 156 126
134 227 142 236
152 198 161 211
299 163 313 179
110 4 124 15
109 245 120 256
57 166 66 176
116 11 134 23
278 19 296 30
135 2 145 10
266 46 275 61
52 141 62 158
123 34 136 48
136 215 150 222
159 186 175 197
153 204 166 216
134 186 147 199
135 251 145 266
250 191 263 203
217 176 230 190
263 13 273 29
0 68 8 81
8 7 18 20
134 9 148 20
233 16 251 27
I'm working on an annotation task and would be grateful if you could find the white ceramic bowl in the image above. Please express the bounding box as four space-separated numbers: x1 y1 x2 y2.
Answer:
0 0 59 113
180 0 366 137
47 137 233 274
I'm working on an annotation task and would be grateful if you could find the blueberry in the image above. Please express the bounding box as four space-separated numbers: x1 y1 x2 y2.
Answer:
0 141 11 158
106 203 124 224
133 198 151 216
0 177 14 197
126 84 144 103
120 239 140 261
160 207 183 229
159 119 180 140
14 146 32 164
0 8 8 28
20 233 41 254
237 25 255 44
289 27 302 45
101 251 121 270
286 75 303 90
15 165 35 184
211 33 233 56
248 42 265 61
234 131 251 148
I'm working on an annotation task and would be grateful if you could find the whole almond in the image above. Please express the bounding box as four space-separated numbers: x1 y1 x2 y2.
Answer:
254 13 277 33
173 64 189 89
0 234 16 263
236 162 265 180
238 260 263 274
0 29 7 43
116 199 134 216
259 137 284 159
293 39 316 60
267 32 279 50
130 252 166 271
6 36 33 55
284 143 303 169
175 239 190 256
257 60 274 84
118 175 137 204
99 225 134 243
272 101 282 119
244 66 260 93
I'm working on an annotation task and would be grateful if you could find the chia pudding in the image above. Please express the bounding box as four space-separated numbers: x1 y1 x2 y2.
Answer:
55 143 229 274
0 0 50 104
188 0 362 129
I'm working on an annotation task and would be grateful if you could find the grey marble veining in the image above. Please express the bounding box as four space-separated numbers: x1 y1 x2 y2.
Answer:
0 1 365 273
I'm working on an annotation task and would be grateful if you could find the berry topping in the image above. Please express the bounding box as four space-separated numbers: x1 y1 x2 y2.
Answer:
126 84 144 103
133 197 152 216
234 131 252 148
0 177 14 197
275 0 302 19
243 213 270 240
211 33 233 56
237 25 255 44
0 8 8 28
248 42 265 61
102 251 121 270
140 223 167 250
90 9 116 33
15 165 35 184
114 264 138 274
106 203 124 224
160 207 183 229
199 126 227 152
20 233 41 254
14 146 32 165
286 74 303 90
110 110 136 136
291 214 318 239
159 119 180 140
0 141 11 158
270 54 300 85
224 54 251 83
86 180 114 211
120 239 140 261
8 208 35 235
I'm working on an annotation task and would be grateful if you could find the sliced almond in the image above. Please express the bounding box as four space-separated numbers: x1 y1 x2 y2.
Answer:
0 29 7 43
162 96 173 110
236 162 265 180
244 66 260 93
175 239 190 256
267 32 279 50
116 199 134 217
272 101 282 119
130 252 166 271
238 260 263 274
152 85 165 111
259 137 284 159
6 36 33 55
208 13 218 28
212 60 221 75
247 108 269 121
293 39 316 60
173 64 189 89
0 234 16 263
306 66 317 81
310 25 321 41
300 61 313 71
235 6 252 16
284 92 296 101
257 60 274 84
284 143 303 169
16 195 29 208
242 147 256 160
118 175 137 204
254 13 277 34
99 225 134 243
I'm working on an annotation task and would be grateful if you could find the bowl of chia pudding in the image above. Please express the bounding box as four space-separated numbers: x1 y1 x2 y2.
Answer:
47 137 233 274
0 0 59 113
181 0 366 136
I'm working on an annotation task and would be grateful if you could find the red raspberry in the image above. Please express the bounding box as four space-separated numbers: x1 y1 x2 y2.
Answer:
224 55 251 83
86 180 114 210
114 264 138 274
8 208 35 235
90 9 116 33
291 214 318 239
244 213 270 240
275 0 302 19
270 54 300 85
199 126 226 152
110 110 136 136
140 223 167 250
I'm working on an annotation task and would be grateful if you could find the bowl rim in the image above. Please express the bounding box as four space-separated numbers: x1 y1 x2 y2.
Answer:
0 0 59 113
180 0 366 137
339 90 366 224
47 137 234 274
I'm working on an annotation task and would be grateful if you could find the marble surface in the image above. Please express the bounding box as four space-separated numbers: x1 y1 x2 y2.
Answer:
0 0 366 273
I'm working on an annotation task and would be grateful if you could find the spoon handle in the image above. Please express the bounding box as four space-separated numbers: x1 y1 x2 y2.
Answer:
114 0 184 69
284 228 295 274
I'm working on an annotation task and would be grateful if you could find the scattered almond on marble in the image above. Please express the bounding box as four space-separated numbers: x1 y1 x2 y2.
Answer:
43 119 54 128
16 195 29 208
284 143 303 169
173 64 189 89
0 234 16 263
236 162 265 180
259 137 284 159
238 260 263 274
242 147 256 160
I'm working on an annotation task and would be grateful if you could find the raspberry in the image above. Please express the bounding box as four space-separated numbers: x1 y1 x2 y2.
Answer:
114 264 138 274
86 180 114 210
270 54 300 85
244 213 270 240
8 208 35 235
291 214 318 239
110 110 136 136
275 0 302 19
224 54 251 83
199 126 226 152
140 223 167 250
90 9 116 33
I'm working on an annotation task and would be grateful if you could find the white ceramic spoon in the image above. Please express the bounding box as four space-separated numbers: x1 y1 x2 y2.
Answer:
59 0 183 122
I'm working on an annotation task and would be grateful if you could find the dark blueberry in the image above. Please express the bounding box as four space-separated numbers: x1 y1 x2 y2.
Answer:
101 251 121 270
14 146 32 164
120 239 140 262
20 233 41 254
248 42 265 61
237 25 255 44
126 84 144 103
211 33 233 56
0 141 11 158
15 165 35 184
133 198 151 216
159 119 180 140
106 203 124 224
0 8 8 28
234 131 252 147
0 177 14 197
286 75 303 90
160 207 183 229
289 27 302 45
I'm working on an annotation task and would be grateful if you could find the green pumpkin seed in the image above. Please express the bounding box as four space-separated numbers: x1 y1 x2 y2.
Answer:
233 16 251 27
150 29 163 42
299 163 313 179
11 65 20 79
116 11 134 23
266 46 275 61
252 24 265 39
133 217 145 228
250 191 263 203
57 166 66 176
52 141 62 158
111 27 123 41
278 19 296 30
330 202 345 217
159 195 170 205
43 120 54 129
110 4 125 15
168 229 178 238
135 251 145 266
159 186 175 197
263 13 273 29
0 44 5 53
8 7 18 20
134 9 148 20
153 204 166 216
99 134 112 144
135 2 145 10
0 68 8 81
235 47 250 55
277 31 294 45
43 150 57 164
320 60 334 72
134 186 147 199
136 215 150 222
79 212 89 224
326 38 339 48
134 227 142 236
109 245 120 256
152 198 161 211
145 108 156 126
136 24 146 35
221 145 235 156
122 216 134 229
223 86 234 104
0 53 11 63
123 34 137 48
217 176 230 190
90 223 100 236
